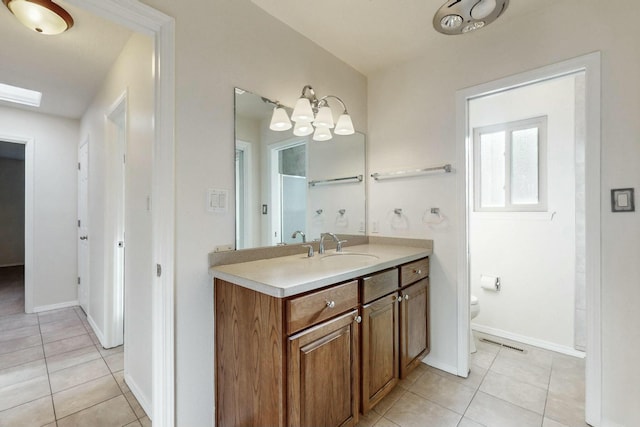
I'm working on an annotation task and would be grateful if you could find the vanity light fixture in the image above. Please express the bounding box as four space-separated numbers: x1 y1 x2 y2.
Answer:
3 0 74 35
433 0 508 35
270 85 355 141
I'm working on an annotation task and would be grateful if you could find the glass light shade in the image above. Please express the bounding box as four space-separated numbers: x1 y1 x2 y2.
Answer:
313 106 334 128
312 126 332 141
334 114 355 135
291 97 314 122
470 0 496 20
293 121 314 136
6 0 74 35
269 107 292 131
440 14 463 30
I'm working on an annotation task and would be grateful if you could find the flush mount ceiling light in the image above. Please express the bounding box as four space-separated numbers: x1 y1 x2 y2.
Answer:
433 0 508 35
269 85 355 141
3 0 74 35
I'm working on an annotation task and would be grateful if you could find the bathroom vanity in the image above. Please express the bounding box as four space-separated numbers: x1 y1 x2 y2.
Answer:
210 239 432 427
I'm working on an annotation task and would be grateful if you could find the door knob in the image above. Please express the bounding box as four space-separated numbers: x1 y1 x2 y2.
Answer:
79 236 88 240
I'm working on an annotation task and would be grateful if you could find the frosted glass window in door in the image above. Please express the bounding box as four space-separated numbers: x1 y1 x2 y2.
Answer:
479 131 506 208
511 128 539 205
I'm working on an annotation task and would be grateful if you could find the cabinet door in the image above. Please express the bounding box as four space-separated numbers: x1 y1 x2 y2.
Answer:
288 309 359 427
399 278 429 379
361 293 399 413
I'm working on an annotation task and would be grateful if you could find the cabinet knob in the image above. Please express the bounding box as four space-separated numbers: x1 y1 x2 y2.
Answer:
397 296 402 304
404 294 410 300
326 300 336 309
413 269 422 275
354 315 362 324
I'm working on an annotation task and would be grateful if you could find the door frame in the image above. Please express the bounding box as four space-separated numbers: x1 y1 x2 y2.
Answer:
0 134 34 313
65 1 176 426
104 91 127 349
268 137 307 245
455 52 601 424
77 137 90 313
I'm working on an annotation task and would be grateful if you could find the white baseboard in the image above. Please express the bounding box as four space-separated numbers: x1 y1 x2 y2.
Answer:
86 314 107 348
422 355 459 376
0 263 25 268
125 372 152 421
472 323 586 358
33 300 79 313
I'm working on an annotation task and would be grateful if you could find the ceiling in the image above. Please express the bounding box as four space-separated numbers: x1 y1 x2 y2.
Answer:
0 0 132 119
251 0 559 75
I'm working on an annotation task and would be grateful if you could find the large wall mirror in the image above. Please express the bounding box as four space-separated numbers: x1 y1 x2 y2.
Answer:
235 87 366 250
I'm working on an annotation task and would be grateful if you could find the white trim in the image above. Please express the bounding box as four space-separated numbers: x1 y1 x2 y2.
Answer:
423 359 458 376
33 300 79 313
87 312 107 348
125 372 152 420
104 91 127 349
235 140 252 249
64 1 176 426
456 52 601 426
0 134 34 314
472 323 586 358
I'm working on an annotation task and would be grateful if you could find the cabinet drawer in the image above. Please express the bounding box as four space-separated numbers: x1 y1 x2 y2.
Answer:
286 280 358 335
362 269 398 304
400 258 429 287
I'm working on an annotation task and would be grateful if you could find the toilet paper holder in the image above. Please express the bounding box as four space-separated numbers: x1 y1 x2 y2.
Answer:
480 275 501 291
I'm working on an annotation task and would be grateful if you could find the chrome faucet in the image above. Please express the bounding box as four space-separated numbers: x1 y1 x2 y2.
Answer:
319 232 344 254
291 230 306 243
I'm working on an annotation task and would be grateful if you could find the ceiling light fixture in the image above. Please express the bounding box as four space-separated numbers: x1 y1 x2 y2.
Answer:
270 85 355 141
433 0 508 35
0 82 42 107
3 0 74 35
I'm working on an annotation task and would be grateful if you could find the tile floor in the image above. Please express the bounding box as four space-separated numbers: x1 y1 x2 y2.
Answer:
2 265 588 427
356 333 588 427
0 266 151 427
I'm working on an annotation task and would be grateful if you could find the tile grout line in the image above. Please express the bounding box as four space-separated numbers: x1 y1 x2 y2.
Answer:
38 310 59 425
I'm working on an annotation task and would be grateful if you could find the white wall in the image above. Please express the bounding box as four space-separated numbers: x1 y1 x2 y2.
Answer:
367 1 640 425
79 33 154 413
0 157 25 266
469 75 577 351
0 107 79 309
141 1 367 425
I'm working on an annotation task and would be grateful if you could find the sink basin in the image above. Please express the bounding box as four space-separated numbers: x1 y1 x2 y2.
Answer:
321 252 379 261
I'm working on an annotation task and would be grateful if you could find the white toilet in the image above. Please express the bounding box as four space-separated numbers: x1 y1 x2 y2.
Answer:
470 295 480 353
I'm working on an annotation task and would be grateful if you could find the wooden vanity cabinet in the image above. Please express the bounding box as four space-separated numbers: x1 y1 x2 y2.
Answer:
399 278 429 378
360 257 430 413
214 256 430 426
288 309 359 427
399 258 430 378
360 269 399 413
215 278 360 427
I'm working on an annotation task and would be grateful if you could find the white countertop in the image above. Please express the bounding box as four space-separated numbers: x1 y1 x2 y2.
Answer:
210 243 432 298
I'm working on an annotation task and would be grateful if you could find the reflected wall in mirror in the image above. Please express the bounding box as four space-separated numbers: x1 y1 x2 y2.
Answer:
235 87 366 250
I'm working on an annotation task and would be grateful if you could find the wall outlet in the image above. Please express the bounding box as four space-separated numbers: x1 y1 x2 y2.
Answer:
372 220 379 233
359 221 365 233
214 244 234 252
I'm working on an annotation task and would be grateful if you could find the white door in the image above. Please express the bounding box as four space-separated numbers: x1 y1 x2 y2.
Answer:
77 141 90 312
106 97 126 348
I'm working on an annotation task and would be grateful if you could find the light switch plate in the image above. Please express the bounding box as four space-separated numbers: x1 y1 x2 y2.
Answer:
207 189 228 213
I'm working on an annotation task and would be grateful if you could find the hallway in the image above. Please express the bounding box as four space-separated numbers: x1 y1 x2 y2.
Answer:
0 266 150 426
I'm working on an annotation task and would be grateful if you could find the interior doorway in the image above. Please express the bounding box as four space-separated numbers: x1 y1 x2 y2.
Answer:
104 93 127 349
456 53 602 425
467 73 586 357
77 138 90 312
269 139 307 245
